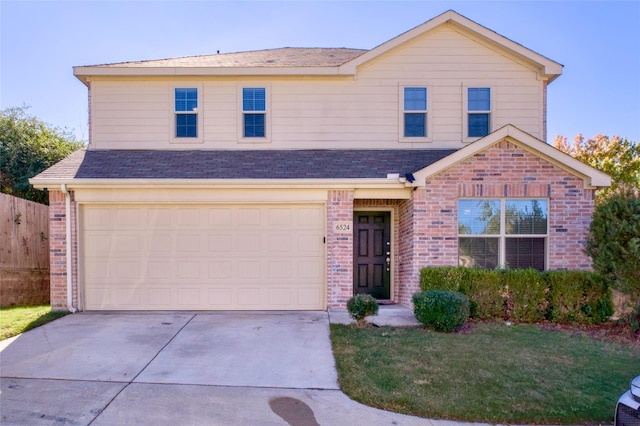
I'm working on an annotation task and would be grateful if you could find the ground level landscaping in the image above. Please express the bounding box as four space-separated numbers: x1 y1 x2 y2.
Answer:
330 321 640 424
0 305 68 341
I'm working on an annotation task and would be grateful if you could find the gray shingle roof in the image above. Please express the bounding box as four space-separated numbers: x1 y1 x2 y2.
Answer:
87 48 367 68
34 149 457 181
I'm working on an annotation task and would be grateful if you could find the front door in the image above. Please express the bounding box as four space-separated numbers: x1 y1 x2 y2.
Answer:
353 211 391 299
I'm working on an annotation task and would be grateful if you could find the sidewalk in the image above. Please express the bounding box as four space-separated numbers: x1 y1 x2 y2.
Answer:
329 304 421 327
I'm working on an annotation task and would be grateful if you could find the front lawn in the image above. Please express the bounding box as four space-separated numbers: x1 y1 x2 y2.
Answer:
330 322 640 424
0 305 68 341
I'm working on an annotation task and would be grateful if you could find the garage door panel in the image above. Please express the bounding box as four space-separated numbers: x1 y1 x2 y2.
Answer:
208 233 233 252
83 231 113 254
177 233 202 252
298 234 324 255
82 204 325 310
298 208 324 227
237 208 261 226
177 261 201 280
237 288 261 306
208 261 233 279
208 288 233 306
147 261 173 280
177 288 201 306
208 208 233 226
298 260 323 279
117 288 141 305
238 261 261 278
268 234 293 252
148 288 172 306
298 288 322 306
177 208 202 227
149 234 173 253
147 209 173 226
86 288 111 307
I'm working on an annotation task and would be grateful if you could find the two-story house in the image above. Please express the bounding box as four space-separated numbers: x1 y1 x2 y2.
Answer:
32 10 610 312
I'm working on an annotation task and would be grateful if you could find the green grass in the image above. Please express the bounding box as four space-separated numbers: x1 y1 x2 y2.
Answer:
330 322 640 424
0 305 68 341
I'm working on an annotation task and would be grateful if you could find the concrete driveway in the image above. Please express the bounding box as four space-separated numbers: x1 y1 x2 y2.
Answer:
0 311 438 425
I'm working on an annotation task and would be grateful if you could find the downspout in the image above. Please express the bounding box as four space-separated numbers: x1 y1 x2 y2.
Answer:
60 184 77 313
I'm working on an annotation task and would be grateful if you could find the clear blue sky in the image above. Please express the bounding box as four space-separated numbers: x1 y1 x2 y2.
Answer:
1 1 639 144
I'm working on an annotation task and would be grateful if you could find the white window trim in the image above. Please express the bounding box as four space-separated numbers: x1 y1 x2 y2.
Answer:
457 198 549 270
169 84 204 144
398 84 432 143
237 84 271 144
462 85 493 143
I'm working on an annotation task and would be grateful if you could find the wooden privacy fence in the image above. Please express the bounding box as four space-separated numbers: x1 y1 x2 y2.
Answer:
0 193 50 307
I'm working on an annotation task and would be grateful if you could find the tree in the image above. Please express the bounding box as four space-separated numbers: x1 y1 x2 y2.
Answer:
553 133 640 204
585 189 640 305
1 107 84 204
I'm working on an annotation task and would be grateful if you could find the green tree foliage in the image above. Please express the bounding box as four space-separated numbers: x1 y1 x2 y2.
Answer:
553 133 640 203
1 107 84 204
585 190 640 300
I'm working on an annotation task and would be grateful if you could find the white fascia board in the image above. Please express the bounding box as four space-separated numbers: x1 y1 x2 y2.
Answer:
73 66 351 81
411 125 611 189
29 178 407 191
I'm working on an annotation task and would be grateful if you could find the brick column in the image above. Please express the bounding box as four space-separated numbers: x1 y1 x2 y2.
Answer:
48 190 78 311
48 191 68 310
326 190 354 308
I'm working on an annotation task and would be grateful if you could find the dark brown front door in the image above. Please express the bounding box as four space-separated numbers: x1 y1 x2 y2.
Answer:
353 211 391 299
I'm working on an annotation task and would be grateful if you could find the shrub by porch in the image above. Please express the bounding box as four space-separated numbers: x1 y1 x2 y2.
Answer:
419 266 613 324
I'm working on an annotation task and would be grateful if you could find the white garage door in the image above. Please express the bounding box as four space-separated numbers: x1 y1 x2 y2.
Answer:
81 204 325 310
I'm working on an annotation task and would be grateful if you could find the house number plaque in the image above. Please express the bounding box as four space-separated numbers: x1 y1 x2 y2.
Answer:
333 221 352 234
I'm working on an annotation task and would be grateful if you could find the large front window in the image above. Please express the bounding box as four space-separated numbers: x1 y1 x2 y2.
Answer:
458 199 548 270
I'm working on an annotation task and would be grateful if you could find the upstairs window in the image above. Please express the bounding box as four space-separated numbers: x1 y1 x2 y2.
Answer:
243 88 266 138
467 88 490 138
175 88 198 138
403 87 427 137
458 199 548 271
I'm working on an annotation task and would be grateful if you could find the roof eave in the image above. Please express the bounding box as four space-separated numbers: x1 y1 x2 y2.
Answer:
73 65 354 82
29 177 409 191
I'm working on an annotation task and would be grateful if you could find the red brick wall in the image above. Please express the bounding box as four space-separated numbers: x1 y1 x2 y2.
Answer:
326 190 354 307
48 190 78 311
419 140 594 273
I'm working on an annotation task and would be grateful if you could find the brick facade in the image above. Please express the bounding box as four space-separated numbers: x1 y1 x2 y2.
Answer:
47 140 596 311
418 140 594 274
326 190 354 307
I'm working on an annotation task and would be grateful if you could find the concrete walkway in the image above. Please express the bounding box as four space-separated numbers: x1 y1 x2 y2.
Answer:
0 309 480 426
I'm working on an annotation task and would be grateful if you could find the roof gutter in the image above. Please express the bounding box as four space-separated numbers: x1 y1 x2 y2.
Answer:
60 184 77 313
32 177 410 191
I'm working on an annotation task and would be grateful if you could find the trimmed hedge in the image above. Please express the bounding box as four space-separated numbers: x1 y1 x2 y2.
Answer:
419 267 613 324
413 290 470 332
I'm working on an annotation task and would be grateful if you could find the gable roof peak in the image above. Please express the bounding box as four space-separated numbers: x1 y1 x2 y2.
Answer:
340 9 562 82
411 125 610 189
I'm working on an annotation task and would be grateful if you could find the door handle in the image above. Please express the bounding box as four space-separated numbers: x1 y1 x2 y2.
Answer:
386 257 391 265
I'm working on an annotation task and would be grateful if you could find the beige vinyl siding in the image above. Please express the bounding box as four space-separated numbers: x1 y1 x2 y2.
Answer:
202 83 237 145
91 81 170 148
89 25 545 150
